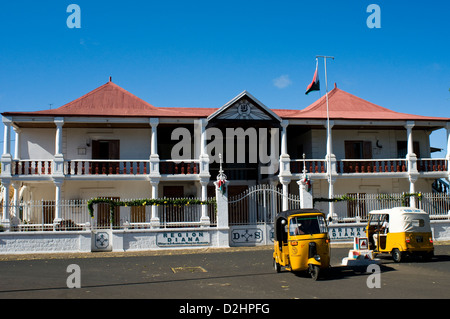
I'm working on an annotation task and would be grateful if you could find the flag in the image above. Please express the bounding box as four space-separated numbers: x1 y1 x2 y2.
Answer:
305 59 320 95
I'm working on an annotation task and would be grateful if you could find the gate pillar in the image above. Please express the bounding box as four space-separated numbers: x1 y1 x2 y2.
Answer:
214 179 230 247
297 178 313 208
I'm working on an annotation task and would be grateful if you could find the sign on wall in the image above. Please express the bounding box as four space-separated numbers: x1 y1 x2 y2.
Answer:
329 226 365 240
91 230 113 252
156 231 210 247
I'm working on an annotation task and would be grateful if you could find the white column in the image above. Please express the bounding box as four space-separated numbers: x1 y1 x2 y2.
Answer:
149 118 160 176
53 180 63 227
198 119 210 177
150 118 159 156
54 118 64 156
200 178 210 226
1 179 11 229
297 179 313 209
1 117 13 179
281 120 289 155
53 118 65 177
279 120 291 176
150 177 160 228
13 127 21 160
3 118 11 155
279 176 291 211
405 121 416 156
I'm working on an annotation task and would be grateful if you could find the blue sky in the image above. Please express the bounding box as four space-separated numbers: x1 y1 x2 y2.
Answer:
0 1 449 155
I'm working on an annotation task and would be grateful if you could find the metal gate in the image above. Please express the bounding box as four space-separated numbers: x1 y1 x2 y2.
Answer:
228 184 302 246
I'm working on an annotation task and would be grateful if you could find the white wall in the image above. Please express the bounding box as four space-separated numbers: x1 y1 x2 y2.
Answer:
20 128 55 159
65 128 151 160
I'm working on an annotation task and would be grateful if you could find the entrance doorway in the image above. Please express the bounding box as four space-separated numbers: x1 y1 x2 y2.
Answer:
96 197 120 228
92 140 120 174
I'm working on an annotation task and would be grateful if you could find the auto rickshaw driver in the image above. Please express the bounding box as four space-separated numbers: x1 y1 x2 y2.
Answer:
372 214 389 249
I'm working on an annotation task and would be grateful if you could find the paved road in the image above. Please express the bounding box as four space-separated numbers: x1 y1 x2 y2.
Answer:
0 244 449 301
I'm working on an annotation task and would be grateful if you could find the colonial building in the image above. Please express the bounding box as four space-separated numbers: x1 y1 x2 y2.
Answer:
1 79 449 228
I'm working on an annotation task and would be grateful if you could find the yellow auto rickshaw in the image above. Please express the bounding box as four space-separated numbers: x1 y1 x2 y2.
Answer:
365 207 434 262
273 209 331 280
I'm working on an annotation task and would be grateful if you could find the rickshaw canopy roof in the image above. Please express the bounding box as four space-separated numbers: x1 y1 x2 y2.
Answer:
275 209 325 222
274 209 325 240
368 207 431 233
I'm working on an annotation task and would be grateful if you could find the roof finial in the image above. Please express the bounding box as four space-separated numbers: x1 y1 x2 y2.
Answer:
334 82 337 89
109 76 112 82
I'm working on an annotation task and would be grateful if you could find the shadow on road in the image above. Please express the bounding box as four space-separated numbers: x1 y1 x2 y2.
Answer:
289 263 396 281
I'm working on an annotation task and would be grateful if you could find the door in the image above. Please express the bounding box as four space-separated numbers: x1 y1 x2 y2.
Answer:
345 141 372 159
92 140 120 174
42 200 55 225
96 197 120 228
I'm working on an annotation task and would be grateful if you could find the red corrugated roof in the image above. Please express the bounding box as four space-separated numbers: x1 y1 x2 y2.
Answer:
3 81 448 122
283 86 447 121
5 81 191 118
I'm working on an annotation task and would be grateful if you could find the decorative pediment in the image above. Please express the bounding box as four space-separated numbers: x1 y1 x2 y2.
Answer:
207 91 281 122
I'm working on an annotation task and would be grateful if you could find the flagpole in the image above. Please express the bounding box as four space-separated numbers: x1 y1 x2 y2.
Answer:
316 55 335 220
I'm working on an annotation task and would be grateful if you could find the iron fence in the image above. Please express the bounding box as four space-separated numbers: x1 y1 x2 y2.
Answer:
2 197 216 231
323 192 450 222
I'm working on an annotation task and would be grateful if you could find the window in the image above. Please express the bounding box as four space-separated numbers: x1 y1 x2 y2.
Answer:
397 141 420 158
92 140 120 159
412 219 425 227
345 141 372 159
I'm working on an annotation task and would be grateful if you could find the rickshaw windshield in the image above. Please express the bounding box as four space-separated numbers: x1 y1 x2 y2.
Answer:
289 215 327 235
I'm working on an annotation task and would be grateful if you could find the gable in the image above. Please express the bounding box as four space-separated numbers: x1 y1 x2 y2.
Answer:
207 91 281 122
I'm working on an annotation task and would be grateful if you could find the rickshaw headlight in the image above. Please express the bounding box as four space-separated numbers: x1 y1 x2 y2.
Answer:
314 255 321 262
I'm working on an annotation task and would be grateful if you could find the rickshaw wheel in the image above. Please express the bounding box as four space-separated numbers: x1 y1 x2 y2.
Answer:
392 248 403 263
273 259 281 273
309 264 320 281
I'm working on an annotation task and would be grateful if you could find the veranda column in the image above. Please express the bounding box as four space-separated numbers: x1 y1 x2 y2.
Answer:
149 176 160 228
279 120 291 175
198 119 210 176
279 176 291 211
53 180 63 227
199 178 210 226
53 118 65 177
149 118 160 175
13 127 21 160
1 179 11 230
1 117 12 230
1 117 12 178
